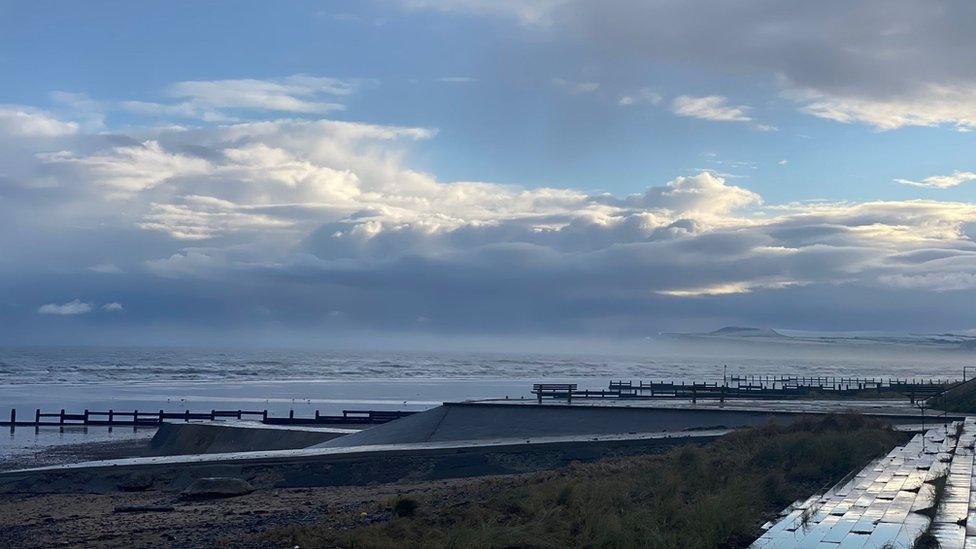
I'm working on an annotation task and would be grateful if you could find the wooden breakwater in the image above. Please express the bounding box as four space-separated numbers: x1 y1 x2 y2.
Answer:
0 408 416 428
533 375 961 404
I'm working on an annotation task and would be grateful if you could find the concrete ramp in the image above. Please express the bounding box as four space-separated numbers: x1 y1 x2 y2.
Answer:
149 422 353 456
316 402 847 448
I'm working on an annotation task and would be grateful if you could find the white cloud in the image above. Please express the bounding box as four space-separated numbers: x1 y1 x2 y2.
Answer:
895 171 976 189
657 279 800 297
671 95 751 122
791 84 976 131
117 74 361 122
168 75 355 113
38 300 92 315
0 106 78 137
42 140 211 195
637 171 761 214
438 76 477 83
101 302 124 312
119 100 236 123
618 88 662 106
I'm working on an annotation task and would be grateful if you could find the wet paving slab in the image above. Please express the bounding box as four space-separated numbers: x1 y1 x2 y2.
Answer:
753 417 976 548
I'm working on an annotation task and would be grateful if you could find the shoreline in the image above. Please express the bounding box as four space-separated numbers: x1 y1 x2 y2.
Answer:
0 437 152 472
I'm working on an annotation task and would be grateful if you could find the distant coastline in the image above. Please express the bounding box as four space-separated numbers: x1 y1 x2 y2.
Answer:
662 326 976 352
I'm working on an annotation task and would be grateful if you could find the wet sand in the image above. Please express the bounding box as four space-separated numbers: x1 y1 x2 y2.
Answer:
0 438 150 472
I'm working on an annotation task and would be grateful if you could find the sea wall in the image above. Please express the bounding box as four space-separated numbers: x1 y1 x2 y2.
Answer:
317 401 932 448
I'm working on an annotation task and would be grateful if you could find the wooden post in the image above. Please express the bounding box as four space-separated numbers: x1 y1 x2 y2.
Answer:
59 409 65 425
262 410 268 422
108 409 114 424
83 409 89 425
134 410 139 423
35 409 40 425
289 409 294 419
159 409 164 424
315 410 320 421
184 409 190 422
237 409 242 419
210 410 215 420
9 409 15 424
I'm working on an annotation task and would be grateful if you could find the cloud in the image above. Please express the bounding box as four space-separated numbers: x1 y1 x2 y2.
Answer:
0 106 78 137
402 0 976 131
551 78 600 94
895 171 976 189
880 272 976 292
38 300 92 315
49 91 106 131
618 88 662 106
118 74 361 122
101 302 124 312
167 75 353 112
42 140 212 195
636 171 761 214
8 79 976 337
396 0 568 25
437 76 477 83
671 95 751 122
790 84 976 131
657 279 801 297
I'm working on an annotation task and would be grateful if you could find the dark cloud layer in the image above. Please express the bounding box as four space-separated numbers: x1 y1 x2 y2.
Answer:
404 0 976 130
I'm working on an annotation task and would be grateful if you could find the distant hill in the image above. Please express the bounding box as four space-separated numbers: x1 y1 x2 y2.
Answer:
661 326 976 352
705 326 785 338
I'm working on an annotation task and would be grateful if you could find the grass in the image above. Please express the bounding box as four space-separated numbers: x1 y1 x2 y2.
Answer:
935 391 976 413
258 414 905 549
912 472 948 549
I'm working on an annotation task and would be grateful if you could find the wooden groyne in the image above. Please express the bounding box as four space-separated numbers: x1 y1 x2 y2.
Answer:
0 408 415 428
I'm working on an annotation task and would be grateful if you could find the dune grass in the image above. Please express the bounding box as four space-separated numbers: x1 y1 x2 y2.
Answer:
261 414 905 549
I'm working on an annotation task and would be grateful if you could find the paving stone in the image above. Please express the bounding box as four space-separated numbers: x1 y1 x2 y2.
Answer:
752 422 970 548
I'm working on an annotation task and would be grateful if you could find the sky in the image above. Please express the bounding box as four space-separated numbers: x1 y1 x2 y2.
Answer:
1 0 976 346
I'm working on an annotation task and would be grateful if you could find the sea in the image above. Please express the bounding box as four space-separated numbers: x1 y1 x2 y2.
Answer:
0 345 970 461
